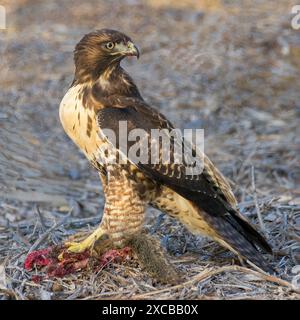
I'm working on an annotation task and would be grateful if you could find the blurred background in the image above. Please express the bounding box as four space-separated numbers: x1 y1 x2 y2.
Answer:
0 0 299 299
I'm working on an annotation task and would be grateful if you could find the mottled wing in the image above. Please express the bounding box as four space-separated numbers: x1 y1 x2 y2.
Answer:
96 97 272 257
97 96 236 203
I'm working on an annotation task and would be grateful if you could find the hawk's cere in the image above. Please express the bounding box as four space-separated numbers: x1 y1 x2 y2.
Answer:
59 29 272 274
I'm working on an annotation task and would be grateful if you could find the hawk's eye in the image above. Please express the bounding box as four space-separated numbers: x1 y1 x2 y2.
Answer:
105 42 115 50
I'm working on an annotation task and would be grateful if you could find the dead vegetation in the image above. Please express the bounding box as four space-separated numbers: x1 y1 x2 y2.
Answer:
0 0 299 299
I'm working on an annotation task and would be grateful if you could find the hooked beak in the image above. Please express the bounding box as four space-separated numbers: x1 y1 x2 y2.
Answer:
124 41 140 59
111 41 140 59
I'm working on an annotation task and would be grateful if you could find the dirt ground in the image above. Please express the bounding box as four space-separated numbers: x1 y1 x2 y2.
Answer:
0 0 299 300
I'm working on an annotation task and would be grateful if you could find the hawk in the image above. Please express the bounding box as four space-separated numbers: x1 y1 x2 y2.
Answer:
59 29 272 273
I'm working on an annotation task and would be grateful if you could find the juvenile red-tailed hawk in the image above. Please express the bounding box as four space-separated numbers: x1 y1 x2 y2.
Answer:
59 29 272 273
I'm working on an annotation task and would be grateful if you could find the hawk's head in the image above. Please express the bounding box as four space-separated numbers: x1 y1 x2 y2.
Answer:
74 29 139 82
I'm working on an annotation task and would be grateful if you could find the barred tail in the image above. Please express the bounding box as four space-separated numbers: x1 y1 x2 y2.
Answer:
200 209 274 273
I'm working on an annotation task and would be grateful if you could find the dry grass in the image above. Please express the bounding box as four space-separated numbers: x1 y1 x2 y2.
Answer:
0 0 299 299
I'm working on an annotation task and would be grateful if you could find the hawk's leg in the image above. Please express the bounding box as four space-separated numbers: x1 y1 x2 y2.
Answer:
64 167 145 253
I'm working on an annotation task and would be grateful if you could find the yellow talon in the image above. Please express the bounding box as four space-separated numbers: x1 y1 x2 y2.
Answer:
65 241 92 253
59 227 107 260
58 252 64 261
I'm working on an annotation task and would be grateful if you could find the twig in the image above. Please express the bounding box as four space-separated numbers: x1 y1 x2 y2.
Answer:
251 166 266 233
132 265 300 299
35 205 46 232
238 196 277 212
27 209 72 253
235 147 257 182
